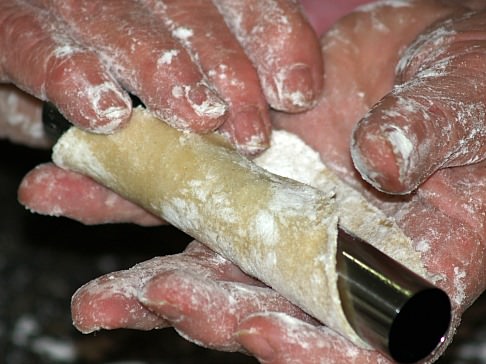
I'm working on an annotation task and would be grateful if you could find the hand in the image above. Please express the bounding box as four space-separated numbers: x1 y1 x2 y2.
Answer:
247 1 486 361
20 0 486 363
72 240 387 362
0 0 322 153
2 0 322 221
349 3 486 194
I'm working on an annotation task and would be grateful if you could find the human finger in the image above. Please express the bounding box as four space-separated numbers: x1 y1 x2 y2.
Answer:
213 0 324 113
0 84 50 148
141 0 271 155
351 10 486 194
237 312 386 364
48 0 227 133
72 262 169 334
18 163 163 226
272 0 462 185
139 243 313 351
392 163 486 312
0 1 132 133
73 241 314 352
141 270 312 351
71 241 241 334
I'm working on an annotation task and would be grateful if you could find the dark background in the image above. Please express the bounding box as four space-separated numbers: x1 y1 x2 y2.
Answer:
1 138 484 364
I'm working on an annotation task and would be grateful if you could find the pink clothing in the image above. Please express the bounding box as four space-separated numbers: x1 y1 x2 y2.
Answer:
300 0 375 34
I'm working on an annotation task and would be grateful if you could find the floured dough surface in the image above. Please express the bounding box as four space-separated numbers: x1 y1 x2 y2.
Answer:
52 108 426 348
255 130 426 275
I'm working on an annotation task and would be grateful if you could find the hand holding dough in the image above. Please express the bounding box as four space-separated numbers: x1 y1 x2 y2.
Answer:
1 0 323 154
16 1 486 362
53 107 425 348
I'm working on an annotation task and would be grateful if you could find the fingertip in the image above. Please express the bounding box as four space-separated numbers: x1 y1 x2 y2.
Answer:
271 62 322 113
139 272 175 308
351 95 444 195
46 50 132 134
219 106 271 156
55 81 132 135
82 83 133 134
351 122 406 194
236 313 302 363
235 327 276 362
71 281 166 333
140 271 202 316
17 163 60 215
70 287 101 334
182 82 228 132
155 82 228 133
139 275 185 323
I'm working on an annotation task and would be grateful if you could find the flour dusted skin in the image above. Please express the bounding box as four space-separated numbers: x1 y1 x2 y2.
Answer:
351 10 486 194
52 107 426 348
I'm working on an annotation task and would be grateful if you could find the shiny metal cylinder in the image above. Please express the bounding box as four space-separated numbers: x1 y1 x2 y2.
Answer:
336 228 451 363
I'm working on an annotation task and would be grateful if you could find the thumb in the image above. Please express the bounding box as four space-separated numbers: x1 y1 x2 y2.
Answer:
351 11 486 194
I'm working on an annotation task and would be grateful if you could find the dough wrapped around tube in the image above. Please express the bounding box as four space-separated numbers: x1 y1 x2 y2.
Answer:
52 107 427 349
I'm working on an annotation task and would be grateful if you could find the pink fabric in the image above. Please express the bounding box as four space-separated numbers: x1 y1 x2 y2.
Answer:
299 0 375 34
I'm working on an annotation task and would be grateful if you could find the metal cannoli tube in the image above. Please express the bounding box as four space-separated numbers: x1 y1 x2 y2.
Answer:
337 228 450 363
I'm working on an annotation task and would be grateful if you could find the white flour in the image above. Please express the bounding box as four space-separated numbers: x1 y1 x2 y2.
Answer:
255 130 328 188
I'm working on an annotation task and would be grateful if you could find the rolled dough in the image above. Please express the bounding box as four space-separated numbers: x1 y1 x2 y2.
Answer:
52 107 427 348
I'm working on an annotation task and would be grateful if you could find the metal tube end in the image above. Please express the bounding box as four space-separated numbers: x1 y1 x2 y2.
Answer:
42 102 72 141
337 228 451 363
388 287 450 362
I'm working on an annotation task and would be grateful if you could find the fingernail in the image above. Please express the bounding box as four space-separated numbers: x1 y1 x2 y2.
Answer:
351 97 437 194
86 82 132 133
187 83 227 120
236 329 275 362
139 282 184 322
231 107 271 155
157 302 184 322
276 64 317 111
140 294 184 323
351 128 403 193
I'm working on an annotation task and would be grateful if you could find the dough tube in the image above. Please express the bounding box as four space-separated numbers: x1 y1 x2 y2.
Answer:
48 106 450 363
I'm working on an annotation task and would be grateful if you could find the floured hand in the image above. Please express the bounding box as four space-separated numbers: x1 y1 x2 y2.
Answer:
349 4 486 194
13 0 354 228
249 1 486 362
17 0 486 363
1 0 323 153
4 0 322 221
71 242 387 363
72 241 317 350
